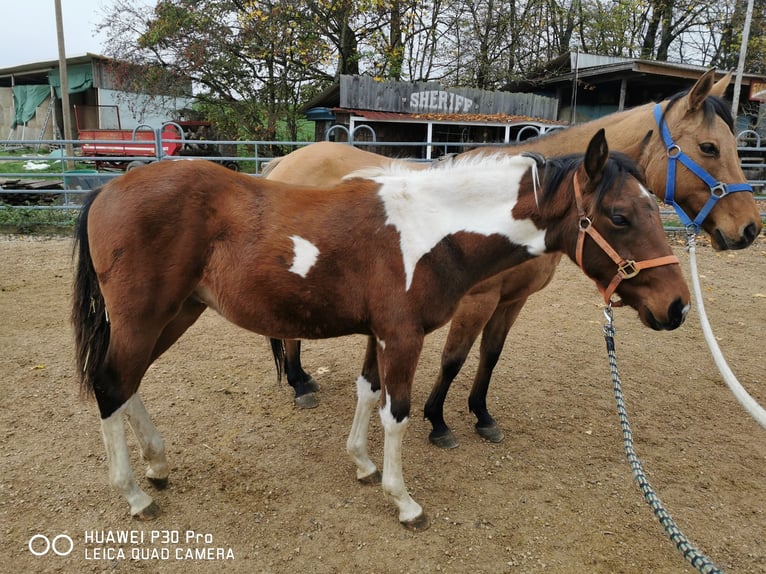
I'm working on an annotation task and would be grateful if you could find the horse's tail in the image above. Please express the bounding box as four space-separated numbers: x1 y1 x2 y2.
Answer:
260 156 283 178
71 190 110 398
269 338 285 383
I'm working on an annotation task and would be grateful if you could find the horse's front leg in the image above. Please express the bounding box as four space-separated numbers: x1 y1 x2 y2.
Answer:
468 298 527 443
101 394 159 519
377 333 428 530
346 336 381 483
124 393 170 488
424 283 501 448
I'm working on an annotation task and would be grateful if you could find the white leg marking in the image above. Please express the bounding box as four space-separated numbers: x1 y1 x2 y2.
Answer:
379 395 423 523
346 375 380 480
101 396 155 515
124 393 169 482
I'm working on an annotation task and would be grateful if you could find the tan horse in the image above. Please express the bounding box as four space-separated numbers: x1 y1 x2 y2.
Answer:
264 69 762 447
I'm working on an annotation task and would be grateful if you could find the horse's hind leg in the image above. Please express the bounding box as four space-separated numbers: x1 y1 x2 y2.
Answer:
124 299 207 491
124 393 170 489
283 340 320 409
101 396 159 519
346 336 381 484
100 299 206 519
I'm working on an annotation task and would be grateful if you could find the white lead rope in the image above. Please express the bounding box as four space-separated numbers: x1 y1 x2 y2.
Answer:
687 234 766 429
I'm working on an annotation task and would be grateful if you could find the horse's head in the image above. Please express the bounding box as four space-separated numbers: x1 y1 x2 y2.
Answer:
642 69 761 250
544 130 691 331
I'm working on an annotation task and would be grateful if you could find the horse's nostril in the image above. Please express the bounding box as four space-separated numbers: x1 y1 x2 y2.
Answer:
743 222 759 244
668 297 689 329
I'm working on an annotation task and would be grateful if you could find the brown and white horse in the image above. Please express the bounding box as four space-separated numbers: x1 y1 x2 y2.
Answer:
264 69 762 447
73 130 689 528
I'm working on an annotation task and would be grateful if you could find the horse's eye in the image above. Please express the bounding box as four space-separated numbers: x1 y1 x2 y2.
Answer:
699 142 719 158
610 214 630 227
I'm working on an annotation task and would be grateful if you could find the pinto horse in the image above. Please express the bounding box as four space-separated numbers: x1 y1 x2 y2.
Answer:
73 130 689 528
264 69 762 446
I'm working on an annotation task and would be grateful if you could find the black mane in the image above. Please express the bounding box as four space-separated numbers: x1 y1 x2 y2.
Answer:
540 151 645 209
664 91 734 133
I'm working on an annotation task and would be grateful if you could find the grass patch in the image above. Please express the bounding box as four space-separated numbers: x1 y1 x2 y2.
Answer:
0 205 78 235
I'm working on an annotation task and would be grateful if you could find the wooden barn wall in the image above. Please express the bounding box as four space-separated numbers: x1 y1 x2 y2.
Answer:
339 75 558 120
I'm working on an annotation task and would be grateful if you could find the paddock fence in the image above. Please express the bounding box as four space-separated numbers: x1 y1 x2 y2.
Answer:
1 132 765 234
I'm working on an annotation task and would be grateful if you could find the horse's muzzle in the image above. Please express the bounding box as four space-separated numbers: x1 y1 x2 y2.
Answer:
712 221 761 251
646 297 689 331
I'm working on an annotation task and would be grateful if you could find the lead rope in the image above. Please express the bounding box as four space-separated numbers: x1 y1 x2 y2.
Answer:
602 305 723 574
686 231 766 429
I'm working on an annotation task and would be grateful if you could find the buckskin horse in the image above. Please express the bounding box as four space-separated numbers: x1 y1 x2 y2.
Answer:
73 130 689 528
263 69 761 447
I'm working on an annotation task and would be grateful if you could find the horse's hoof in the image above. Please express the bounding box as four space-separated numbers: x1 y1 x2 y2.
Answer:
358 470 382 485
305 377 320 393
402 513 430 531
428 430 458 449
476 423 504 443
294 392 319 409
132 501 161 521
147 476 169 490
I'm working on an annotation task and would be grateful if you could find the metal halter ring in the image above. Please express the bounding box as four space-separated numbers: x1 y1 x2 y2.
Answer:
579 216 592 231
666 144 681 158
710 183 728 198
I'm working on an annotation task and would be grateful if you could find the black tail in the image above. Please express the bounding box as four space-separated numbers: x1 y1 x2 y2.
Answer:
269 338 285 383
71 190 110 398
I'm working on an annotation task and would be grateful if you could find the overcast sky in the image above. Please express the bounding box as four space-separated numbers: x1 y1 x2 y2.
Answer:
0 0 150 69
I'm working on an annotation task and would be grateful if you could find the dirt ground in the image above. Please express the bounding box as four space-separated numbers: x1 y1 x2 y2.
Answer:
1 234 765 574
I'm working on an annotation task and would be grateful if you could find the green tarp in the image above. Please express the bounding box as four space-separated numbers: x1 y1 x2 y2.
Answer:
11 85 50 128
47 63 93 98
10 63 94 127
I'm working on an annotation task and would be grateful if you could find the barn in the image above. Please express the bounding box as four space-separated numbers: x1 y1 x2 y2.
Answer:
303 75 565 159
0 54 193 146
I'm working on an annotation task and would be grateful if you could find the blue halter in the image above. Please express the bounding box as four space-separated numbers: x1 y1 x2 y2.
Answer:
653 103 752 233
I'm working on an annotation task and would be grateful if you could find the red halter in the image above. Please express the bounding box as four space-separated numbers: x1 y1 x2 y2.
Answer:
573 175 680 306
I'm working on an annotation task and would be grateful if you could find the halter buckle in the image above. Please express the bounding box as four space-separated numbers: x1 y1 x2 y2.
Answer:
617 260 639 279
710 182 727 198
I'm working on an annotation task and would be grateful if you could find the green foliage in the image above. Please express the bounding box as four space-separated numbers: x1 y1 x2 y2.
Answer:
99 0 759 119
0 206 77 234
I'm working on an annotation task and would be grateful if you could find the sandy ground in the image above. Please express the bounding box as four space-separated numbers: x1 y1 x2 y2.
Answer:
1 235 765 573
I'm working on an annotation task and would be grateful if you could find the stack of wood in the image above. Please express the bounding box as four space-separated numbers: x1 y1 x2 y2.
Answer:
0 177 63 205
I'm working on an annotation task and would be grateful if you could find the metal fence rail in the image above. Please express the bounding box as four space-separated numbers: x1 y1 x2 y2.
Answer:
1 134 765 234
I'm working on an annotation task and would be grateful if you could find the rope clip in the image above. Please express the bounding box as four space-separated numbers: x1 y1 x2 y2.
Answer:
602 303 615 336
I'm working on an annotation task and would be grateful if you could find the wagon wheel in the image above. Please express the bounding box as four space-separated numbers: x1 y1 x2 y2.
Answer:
126 160 150 172
222 161 240 172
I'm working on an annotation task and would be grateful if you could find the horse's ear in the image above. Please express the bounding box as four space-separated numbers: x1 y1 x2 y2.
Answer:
584 128 608 181
711 71 732 97
686 69 716 112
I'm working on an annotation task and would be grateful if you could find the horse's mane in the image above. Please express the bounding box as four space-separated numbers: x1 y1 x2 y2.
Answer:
662 91 734 132
346 150 644 212
260 157 282 177
343 151 526 179
540 151 645 209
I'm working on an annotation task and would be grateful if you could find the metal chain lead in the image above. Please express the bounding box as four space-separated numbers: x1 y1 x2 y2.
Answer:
602 306 722 574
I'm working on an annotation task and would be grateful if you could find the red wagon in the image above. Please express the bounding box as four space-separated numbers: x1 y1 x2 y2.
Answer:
75 105 184 170
74 105 238 171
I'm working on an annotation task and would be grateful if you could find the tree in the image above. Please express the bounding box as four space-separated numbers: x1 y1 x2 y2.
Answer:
101 0 332 140
99 0 765 138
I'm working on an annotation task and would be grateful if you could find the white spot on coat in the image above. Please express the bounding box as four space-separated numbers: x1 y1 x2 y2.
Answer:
288 235 320 277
